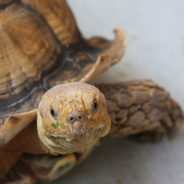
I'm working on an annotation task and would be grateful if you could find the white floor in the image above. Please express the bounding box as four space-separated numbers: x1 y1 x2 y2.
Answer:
45 0 184 183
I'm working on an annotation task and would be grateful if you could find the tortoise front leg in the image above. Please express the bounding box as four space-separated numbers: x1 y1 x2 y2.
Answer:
97 80 183 142
0 122 49 179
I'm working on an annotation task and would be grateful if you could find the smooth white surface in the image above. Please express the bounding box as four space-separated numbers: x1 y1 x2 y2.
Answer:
48 0 184 184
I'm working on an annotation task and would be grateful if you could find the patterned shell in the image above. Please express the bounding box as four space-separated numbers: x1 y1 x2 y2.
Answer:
0 0 127 144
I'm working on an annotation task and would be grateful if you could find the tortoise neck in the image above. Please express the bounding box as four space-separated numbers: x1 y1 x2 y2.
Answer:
0 0 16 9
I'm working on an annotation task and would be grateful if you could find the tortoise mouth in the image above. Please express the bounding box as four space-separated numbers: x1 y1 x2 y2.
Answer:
48 128 103 143
47 128 104 151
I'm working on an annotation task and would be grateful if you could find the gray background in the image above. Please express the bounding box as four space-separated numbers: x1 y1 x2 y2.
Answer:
47 0 184 183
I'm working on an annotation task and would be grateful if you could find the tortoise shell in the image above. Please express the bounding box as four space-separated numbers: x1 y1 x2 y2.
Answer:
0 0 127 144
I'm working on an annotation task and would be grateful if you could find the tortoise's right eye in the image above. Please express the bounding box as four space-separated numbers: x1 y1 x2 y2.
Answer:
92 100 98 113
50 108 57 118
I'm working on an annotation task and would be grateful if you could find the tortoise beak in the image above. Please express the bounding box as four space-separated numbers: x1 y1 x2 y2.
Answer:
66 110 88 137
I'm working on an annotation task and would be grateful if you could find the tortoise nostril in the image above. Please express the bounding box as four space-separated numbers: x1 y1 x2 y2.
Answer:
67 115 75 123
67 111 86 123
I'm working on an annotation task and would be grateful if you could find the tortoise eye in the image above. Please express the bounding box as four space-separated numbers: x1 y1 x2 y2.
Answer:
50 108 57 118
92 101 98 112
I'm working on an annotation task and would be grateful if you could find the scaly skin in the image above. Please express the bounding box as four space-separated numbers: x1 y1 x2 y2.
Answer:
97 80 183 141
0 80 183 183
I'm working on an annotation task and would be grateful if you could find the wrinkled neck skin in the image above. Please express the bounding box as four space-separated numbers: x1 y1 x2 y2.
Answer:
37 111 107 155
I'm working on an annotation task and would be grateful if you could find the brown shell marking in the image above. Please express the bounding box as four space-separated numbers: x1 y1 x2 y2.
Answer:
22 0 82 47
0 0 13 3
0 2 62 105
0 0 14 7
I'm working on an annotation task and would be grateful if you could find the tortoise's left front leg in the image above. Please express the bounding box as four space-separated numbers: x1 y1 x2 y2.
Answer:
97 80 183 142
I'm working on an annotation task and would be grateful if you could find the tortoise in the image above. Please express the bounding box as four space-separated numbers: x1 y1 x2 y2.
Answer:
0 0 183 183
0 0 124 180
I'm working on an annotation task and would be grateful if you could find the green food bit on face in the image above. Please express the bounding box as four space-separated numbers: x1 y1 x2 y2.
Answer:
58 164 70 171
51 122 60 128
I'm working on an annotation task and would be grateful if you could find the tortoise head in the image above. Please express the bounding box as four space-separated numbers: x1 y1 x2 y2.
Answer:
37 82 111 154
